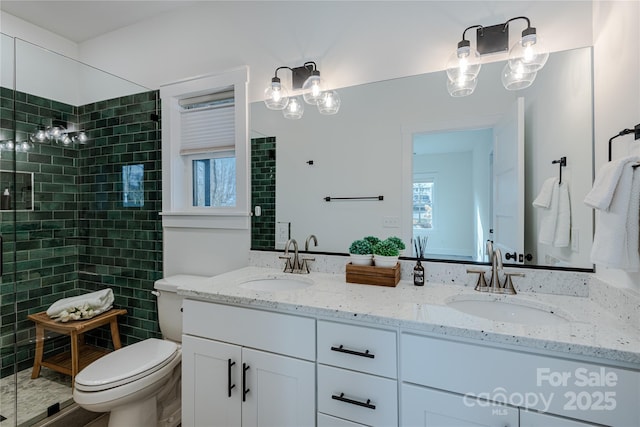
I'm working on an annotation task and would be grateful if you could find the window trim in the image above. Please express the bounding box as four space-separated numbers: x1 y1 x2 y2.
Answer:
160 67 249 229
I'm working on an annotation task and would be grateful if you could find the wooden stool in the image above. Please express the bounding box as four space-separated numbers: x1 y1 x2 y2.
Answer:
28 308 127 386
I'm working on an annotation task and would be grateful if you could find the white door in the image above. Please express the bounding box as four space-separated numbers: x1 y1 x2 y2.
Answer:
182 335 242 427
401 384 518 427
492 97 525 263
241 347 316 427
520 410 595 427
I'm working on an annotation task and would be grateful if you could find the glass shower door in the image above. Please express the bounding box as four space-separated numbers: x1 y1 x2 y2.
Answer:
0 36 161 426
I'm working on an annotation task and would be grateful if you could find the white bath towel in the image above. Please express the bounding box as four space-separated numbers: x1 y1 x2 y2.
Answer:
533 177 558 208
590 165 640 271
46 288 114 321
554 182 571 248
584 156 640 210
535 180 571 247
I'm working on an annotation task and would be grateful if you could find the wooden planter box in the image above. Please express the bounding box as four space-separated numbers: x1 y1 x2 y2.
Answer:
346 262 401 287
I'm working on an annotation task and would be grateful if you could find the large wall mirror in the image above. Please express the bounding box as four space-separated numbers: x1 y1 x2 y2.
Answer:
250 47 594 270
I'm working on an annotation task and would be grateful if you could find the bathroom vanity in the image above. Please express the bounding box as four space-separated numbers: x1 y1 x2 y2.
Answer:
179 266 640 427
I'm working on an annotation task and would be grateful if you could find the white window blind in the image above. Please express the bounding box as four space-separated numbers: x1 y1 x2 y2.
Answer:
179 89 235 155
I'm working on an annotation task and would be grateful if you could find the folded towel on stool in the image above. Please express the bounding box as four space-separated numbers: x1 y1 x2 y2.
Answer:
46 288 114 322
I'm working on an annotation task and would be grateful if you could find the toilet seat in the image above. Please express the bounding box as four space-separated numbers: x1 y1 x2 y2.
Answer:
75 338 178 392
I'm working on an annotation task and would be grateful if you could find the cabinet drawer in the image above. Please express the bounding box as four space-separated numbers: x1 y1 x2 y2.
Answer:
318 365 398 427
317 413 366 427
183 299 315 361
402 333 640 427
318 320 397 378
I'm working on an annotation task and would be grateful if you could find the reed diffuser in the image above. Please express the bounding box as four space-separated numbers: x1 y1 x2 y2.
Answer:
413 236 428 286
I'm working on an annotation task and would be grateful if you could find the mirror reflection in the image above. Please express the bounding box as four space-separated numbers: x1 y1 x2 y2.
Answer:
250 47 594 270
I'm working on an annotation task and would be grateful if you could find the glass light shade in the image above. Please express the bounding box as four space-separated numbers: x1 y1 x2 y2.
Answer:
317 90 341 115
501 62 537 91
508 33 549 73
34 129 47 141
59 134 73 145
19 141 33 151
446 45 481 83
2 140 14 151
264 80 289 110
446 75 477 97
302 74 324 105
74 131 88 144
283 96 304 119
48 126 63 139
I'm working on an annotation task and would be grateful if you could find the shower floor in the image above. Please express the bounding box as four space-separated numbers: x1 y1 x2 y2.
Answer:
0 367 73 426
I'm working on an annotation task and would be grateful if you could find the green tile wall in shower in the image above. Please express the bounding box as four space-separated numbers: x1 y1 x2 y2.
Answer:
251 137 276 250
0 88 162 378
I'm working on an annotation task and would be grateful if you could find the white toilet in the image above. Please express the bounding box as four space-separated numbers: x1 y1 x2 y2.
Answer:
73 275 209 427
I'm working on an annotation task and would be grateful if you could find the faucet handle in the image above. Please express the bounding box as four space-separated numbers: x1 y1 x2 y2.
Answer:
300 256 315 274
466 269 488 291
502 272 524 295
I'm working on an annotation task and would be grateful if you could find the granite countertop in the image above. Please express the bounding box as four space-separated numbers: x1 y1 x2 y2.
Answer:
178 266 640 367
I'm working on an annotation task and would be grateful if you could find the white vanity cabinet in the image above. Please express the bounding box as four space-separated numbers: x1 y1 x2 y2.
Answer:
316 320 398 427
182 300 316 427
401 333 640 427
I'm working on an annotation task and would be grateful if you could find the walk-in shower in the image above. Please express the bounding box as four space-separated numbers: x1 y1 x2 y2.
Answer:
0 35 163 426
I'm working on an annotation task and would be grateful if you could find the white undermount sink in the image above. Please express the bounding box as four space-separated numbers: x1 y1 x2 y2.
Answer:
446 296 569 325
239 277 313 292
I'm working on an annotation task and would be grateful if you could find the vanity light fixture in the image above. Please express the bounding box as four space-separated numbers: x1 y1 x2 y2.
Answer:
264 61 341 119
29 121 89 147
446 16 549 97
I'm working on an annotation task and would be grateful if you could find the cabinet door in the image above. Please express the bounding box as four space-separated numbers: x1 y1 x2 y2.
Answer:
521 410 596 427
401 384 518 427
241 347 315 427
182 335 242 427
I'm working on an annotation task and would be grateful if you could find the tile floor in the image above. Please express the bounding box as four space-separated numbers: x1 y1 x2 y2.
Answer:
0 367 73 426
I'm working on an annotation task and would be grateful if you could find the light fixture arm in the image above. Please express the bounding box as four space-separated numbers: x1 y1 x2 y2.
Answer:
503 16 535 38
459 25 483 49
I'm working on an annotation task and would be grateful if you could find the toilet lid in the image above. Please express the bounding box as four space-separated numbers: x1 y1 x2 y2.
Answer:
75 338 178 391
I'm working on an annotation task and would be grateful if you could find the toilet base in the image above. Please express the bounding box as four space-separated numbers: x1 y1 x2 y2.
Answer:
108 395 157 427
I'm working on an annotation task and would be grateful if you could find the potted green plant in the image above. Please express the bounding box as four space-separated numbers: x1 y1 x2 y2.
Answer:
372 238 400 268
349 239 373 265
363 235 381 247
387 236 406 255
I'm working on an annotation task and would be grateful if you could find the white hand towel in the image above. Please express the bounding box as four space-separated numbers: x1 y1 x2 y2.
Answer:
46 288 114 320
590 165 639 271
533 177 558 208
584 156 640 210
553 182 571 248
538 181 559 245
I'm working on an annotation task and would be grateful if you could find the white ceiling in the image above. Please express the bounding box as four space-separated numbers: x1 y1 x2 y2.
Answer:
0 0 199 43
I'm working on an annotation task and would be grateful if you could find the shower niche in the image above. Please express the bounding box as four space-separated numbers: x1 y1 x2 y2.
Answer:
0 171 34 211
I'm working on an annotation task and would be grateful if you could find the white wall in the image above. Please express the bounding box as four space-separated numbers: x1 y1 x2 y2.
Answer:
414 151 475 258
592 0 640 291
5 1 639 288
523 47 593 268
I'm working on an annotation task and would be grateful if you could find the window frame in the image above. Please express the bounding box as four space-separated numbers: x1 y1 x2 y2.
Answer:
160 67 249 229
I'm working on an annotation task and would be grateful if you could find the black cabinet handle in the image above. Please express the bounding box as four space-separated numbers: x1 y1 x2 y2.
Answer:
330 345 375 359
332 392 376 410
242 363 250 402
505 252 517 261
227 359 236 397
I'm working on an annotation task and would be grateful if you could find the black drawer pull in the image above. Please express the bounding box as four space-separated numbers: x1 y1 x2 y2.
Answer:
332 392 376 410
227 359 236 397
330 345 375 359
242 363 250 402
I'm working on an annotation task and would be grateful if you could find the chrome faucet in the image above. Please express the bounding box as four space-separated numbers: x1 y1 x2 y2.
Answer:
298 234 318 273
279 239 300 273
467 240 522 294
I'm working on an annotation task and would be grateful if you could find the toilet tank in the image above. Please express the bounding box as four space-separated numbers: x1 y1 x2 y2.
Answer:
154 275 210 342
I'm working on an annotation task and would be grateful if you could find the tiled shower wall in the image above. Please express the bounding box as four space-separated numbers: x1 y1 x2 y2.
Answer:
0 88 162 377
250 137 276 250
